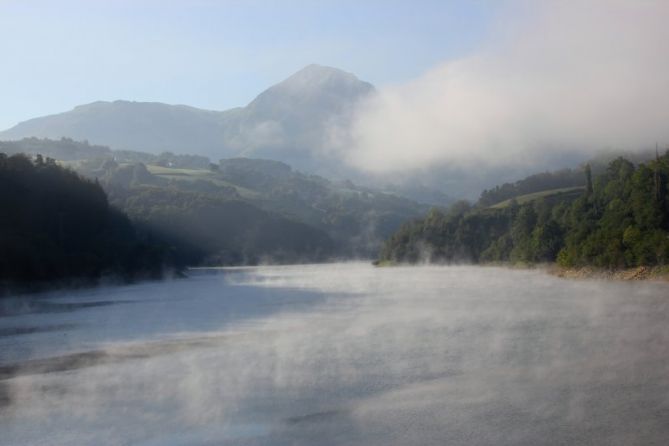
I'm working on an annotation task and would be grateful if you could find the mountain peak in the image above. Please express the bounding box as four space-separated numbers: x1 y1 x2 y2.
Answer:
245 64 374 115
278 64 371 91
293 63 353 78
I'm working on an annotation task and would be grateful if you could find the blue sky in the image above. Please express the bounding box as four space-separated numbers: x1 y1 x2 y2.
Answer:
0 0 502 129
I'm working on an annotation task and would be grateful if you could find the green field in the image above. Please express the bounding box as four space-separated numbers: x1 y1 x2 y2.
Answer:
489 186 585 209
146 165 260 198
146 165 210 176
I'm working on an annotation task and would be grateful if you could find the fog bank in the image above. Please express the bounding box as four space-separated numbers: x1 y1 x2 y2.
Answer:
344 1 669 172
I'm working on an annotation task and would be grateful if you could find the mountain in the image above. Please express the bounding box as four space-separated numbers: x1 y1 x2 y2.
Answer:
0 65 374 171
0 64 519 202
220 64 374 171
0 101 228 156
3 64 548 202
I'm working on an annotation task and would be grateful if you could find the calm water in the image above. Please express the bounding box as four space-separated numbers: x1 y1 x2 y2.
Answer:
1 263 668 445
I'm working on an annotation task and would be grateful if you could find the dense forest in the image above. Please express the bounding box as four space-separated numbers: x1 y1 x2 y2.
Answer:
0 153 168 291
380 153 669 269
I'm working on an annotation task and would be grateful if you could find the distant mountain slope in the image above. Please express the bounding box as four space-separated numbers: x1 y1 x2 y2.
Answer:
0 101 229 156
0 65 374 169
0 137 112 160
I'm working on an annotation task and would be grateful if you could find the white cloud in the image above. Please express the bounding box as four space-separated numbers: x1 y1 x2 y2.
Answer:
344 0 669 172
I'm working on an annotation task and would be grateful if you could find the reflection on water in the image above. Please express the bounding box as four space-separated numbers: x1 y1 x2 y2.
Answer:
1 263 668 445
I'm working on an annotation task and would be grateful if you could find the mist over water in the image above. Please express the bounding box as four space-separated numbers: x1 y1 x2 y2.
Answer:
1 263 668 445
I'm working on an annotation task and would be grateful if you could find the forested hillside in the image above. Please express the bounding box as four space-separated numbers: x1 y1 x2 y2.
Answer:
1 138 425 261
0 154 168 289
380 153 669 268
106 182 336 266
93 159 420 260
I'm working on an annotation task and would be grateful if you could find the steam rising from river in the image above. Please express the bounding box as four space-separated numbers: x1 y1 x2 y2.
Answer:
2 264 669 445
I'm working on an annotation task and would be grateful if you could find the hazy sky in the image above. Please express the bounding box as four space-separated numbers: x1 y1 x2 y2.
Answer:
0 0 502 130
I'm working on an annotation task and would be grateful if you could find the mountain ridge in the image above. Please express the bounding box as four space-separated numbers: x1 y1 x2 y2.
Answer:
0 64 374 169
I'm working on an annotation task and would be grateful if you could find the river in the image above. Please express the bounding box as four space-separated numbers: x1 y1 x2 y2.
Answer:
1 263 668 445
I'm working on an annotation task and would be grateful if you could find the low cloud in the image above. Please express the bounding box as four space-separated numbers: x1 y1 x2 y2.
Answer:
344 1 669 172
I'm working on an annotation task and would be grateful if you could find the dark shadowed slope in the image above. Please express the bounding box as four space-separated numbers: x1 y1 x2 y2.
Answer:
0 154 168 288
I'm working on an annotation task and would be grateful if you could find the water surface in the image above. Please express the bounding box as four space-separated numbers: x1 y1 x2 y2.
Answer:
1 263 668 445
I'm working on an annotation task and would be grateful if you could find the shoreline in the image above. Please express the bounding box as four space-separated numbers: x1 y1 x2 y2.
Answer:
374 260 669 283
547 265 669 282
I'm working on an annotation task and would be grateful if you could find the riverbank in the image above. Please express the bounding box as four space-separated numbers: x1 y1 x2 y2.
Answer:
373 260 669 282
548 265 669 282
